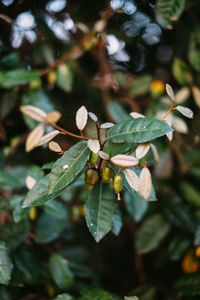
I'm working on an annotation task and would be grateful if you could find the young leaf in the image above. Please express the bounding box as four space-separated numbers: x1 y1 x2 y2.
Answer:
49 141 62 153
110 154 138 167
175 87 190 104
176 105 194 118
139 167 152 201
123 169 140 192
76 106 88 130
130 112 145 119
37 130 60 146
87 139 100 153
107 117 172 143
100 122 114 129
192 86 200 107
20 105 47 122
25 175 36 190
166 83 175 101
99 151 110 160
49 254 74 289
49 141 90 195
85 183 116 242
150 144 160 163
136 214 170 253
135 143 150 159
45 111 62 123
0 242 13 285
88 111 98 122
156 0 185 28
25 124 44 152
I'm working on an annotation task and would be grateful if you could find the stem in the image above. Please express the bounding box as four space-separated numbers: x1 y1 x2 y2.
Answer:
161 103 176 121
47 121 89 140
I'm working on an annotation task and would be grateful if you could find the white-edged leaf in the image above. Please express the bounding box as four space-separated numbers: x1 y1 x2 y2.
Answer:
87 139 100 153
165 121 173 141
25 175 36 190
150 144 160 163
37 130 60 146
123 169 140 192
192 86 200 107
166 83 175 101
45 111 62 123
88 112 98 122
110 154 139 167
76 106 88 130
176 105 194 118
49 141 62 153
172 116 188 133
100 122 114 129
175 87 190 104
25 124 44 152
130 112 145 119
135 143 150 159
139 167 152 200
20 105 47 122
99 151 110 160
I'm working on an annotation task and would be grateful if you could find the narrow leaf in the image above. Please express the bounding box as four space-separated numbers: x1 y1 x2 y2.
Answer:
49 141 62 153
166 83 175 101
175 87 190 104
99 151 110 160
107 117 173 143
100 122 114 129
45 111 62 123
49 141 90 195
85 183 116 242
20 105 47 122
139 167 152 200
123 169 140 192
130 112 145 119
87 139 100 154
135 143 150 159
192 86 200 107
37 130 60 146
150 144 160 163
25 124 44 152
88 112 98 122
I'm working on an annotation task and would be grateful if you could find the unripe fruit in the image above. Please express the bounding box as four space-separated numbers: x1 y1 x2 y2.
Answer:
108 177 114 189
29 207 37 221
113 174 123 193
90 151 99 165
85 169 99 186
48 70 57 85
29 79 42 89
102 166 112 182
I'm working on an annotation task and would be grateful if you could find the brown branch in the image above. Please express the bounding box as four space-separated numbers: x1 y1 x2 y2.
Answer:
0 14 13 24
47 121 89 140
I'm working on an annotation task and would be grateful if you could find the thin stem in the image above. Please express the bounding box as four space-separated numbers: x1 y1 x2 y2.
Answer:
47 121 89 140
161 103 176 121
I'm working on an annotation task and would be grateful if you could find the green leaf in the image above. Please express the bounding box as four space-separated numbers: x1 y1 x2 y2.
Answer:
172 58 191 85
124 190 148 221
106 117 172 143
175 274 200 296
129 75 152 97
49 254 74 289
79 289 112 300
111 205 123 236
180 182 200 207
131 285 156 300
0 170 18 189
108 102 130 123
135 214 170 254
168 234 190 261
53 294 74 300
103 141 133 157
0 242 13 285
49 142 90 195
9 195 29 223
35 212 66 243
0 69 39 88
85 183 116 242
188 28 200 72
56 64 73 92
155 0 185 28
23 174 53 208
43 200 68 219
0 287 12 300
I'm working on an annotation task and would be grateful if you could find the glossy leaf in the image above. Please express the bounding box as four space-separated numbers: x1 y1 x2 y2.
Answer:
108 102 130 123
107 117 172 143
124 190 148 222
85 183 116 242
49 142 90 195
0 242 13 285
111 205 123 236
135 214 170 254
49 254 74 289
0 69 40 88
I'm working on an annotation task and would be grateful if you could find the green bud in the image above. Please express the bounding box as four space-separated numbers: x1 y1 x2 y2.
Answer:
113 174 123 193
102 166 112 182
90 151 99 165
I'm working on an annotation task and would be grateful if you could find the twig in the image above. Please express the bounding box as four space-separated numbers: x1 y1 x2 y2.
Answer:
47 121 89 140
0 14 13 24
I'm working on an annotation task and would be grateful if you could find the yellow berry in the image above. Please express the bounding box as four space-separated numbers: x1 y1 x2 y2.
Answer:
102 166 112 182
48 71 57 85
90 152 99 165
29 207 37 221
150 80 165 94
113 174 123 193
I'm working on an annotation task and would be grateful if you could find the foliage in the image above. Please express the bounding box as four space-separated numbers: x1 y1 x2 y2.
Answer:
0 0 200 299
